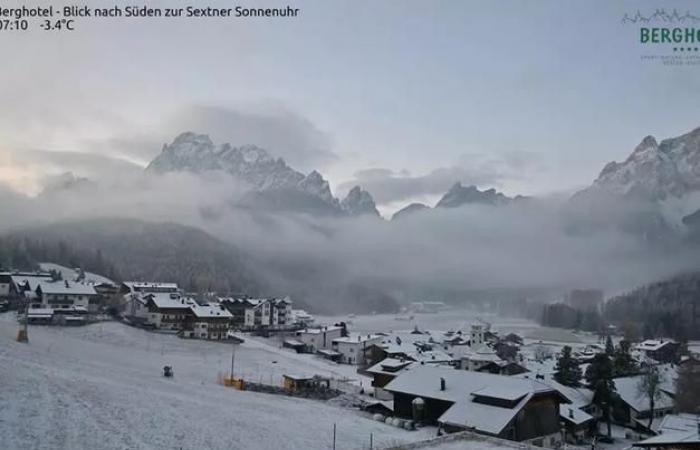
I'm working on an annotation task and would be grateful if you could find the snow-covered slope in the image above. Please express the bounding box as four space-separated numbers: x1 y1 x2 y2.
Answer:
586 126 700 201
0 317 434 450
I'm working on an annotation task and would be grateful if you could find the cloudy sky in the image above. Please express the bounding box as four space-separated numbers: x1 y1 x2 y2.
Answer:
1 0 699 212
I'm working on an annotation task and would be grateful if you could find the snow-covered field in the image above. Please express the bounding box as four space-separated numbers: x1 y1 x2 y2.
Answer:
317 309 600 346
0 314 435 450
316 310 538 335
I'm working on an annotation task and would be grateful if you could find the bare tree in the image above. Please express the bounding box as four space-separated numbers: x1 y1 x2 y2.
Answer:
637 367 665 429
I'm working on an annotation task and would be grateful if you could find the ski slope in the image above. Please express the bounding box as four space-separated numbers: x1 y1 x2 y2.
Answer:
0 315 433 450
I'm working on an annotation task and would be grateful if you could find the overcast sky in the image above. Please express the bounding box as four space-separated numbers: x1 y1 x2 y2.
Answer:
1 0 699 211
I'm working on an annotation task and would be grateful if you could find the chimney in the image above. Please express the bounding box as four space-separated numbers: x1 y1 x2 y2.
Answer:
64 280 69 288
440 377 446 391
357 336 361 342
568 408 574 419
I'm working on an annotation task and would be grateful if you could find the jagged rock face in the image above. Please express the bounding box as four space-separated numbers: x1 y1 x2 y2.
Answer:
340 186 380 217
435 182 511 208
589 127 700 201
391 203 429 221
147 132 342 212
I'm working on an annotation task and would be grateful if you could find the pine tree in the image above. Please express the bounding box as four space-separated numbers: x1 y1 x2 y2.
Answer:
612 340 638 377
605 335 614 356
675 358 700 413
554 345 582 387
586 353 617 439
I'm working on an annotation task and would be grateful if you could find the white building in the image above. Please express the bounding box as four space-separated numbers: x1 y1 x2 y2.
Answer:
459 344 504 371
222 296 293 330
295 326 344 352
34 280 98 310
331 334 383 365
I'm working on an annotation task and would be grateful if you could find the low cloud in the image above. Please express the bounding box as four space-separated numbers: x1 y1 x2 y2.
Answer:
0 101 337 193
166 105 338 172
340 151 546 205
0 168 697 313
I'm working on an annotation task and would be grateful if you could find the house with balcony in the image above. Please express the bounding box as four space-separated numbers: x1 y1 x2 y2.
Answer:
181 302 233 340
34 280 98 310
221 296 293 331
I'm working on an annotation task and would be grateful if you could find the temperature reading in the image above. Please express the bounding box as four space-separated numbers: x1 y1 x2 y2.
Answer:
41 19 75 31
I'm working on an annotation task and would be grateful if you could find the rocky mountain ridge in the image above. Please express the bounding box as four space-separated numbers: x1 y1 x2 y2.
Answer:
147 132 377 217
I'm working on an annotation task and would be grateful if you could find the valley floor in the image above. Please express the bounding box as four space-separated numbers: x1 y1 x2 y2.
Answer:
0 314 434 450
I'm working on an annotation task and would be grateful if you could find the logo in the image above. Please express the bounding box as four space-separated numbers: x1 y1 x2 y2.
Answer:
622 9 700 66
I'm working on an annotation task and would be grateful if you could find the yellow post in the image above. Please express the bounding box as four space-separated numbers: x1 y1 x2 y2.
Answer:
16 329 28 342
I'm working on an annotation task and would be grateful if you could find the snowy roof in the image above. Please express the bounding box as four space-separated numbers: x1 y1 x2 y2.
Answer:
145 292 191 310
612 375 676 413
438 393 532 435
383 365 559 435
635 339 675 352
365 358 414 376
38 263 114 286
37 281 97 296
460 345 503 363
559 405 593 425
472 386 529 402
11 274 52 290
332 334 382 344
636 430 700 447
298 326 343 335
190 303 232 319
657 413 700 434
515 374 593 409
123 281 179 292
316 349 341 357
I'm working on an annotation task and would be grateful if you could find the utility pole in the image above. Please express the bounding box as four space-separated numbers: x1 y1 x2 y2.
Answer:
332 423 336 450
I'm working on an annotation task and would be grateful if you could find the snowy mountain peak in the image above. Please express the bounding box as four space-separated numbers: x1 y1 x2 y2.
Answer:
586 126 700 201
340 186 380 217
171 131 214 149
146 133 351 212
298 170 338 206
436 183 511 208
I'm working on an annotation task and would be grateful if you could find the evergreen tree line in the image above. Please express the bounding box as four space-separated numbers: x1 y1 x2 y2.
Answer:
604 273 700 340
541 302 602 332
0 235 121 281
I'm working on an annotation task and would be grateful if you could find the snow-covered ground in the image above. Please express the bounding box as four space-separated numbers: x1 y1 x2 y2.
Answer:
0 314 435 450
316 310 539 336
317 310 603 350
